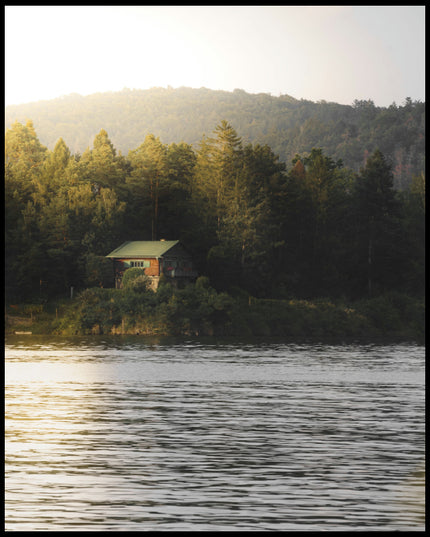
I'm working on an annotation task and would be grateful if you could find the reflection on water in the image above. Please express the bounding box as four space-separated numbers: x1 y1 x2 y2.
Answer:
5 337 425 531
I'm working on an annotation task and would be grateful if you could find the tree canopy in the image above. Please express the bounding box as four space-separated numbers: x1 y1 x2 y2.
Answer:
5 119 425 304
5 87 425 190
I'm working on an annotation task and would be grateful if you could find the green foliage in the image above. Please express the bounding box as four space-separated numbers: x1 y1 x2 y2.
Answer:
122 267 148 289
10 285 422 342
54 287 122 334
152 280 234 335
127 134 169 240
351 149 406 297
82 253 113 288
79 129 127 189
4 112 425 344
5 87 424 189
5 125 126 301
51 279 234 336
127 274 153 293
354 292 425 340
192 122 285 295
195 275 211 289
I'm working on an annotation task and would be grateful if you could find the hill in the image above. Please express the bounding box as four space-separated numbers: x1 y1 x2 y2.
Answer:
5 86 425 189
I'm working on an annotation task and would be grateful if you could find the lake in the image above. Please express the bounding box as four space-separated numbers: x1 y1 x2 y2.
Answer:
5 335 425 531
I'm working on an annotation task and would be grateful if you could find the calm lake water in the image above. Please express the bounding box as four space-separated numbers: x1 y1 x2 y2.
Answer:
5 335 425 531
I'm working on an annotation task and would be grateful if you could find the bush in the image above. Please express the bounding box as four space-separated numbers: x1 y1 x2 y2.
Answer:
355 294 403 334
128 274 153 293
121 287 156 316
53 288 122 334
195 275 211 289
50 281 424 340
122 268 151 292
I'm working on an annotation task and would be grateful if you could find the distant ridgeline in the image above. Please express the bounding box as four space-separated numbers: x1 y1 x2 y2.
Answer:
5 87 424 189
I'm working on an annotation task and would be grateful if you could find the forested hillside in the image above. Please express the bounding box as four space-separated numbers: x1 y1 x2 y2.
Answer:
5 119 425 309
5 87 425 190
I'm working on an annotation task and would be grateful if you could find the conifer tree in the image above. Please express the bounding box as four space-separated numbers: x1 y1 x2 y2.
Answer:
5 121 48 299
79 129 126 190
354 149 402 296
193 120 243 232
128 134 168 240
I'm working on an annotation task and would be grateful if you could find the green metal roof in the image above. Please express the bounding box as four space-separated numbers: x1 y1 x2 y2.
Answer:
106 240 179 259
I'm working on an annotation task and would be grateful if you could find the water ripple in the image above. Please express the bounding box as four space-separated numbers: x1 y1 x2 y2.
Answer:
5 339 425 531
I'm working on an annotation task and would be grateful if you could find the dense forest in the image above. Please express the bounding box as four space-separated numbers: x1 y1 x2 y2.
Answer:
5 118 425 314
5 87 425 190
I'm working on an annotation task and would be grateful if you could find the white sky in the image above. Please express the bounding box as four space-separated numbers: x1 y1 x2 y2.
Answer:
4 5 426 107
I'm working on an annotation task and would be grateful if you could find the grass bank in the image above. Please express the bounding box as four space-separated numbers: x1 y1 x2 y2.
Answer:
5 280 425 344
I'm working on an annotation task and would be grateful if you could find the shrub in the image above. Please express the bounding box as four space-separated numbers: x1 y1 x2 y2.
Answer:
355 294 403 334
195 275 211 289
128 274 153 293
122 268 151 292
120 288 156 316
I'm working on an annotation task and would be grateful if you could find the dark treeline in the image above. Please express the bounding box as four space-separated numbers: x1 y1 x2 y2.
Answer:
5 87 425 190
5 119 425 306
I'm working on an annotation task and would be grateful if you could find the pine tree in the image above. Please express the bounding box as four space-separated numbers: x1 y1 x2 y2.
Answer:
193 120 243 232
128 134 168 240
5 121 48 300
354 149 402 296
79 129 126 190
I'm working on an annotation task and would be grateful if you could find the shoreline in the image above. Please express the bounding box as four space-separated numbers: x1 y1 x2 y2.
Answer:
5 288 424 345
5 304 425 345
5 330 425 347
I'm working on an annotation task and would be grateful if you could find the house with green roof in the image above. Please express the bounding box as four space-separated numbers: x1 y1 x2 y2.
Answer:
106 240 197 289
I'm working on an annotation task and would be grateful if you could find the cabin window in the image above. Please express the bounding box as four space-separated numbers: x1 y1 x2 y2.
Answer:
130 260 150 268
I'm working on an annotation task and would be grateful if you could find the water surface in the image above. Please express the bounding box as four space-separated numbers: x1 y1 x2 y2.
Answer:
5 336 425 531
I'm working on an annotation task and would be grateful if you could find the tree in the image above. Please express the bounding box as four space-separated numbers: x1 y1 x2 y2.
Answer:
43 138 71 183
399 173 425 296
5 120 48 232
5 121 48 300
79 129 126 190
193 122 287 295
160 142 196 240
5 120 48 178
354 149 402 296
276 149 354 298
219 143 286 295
193 120 243 232
127 134 168 240
5 124 127 300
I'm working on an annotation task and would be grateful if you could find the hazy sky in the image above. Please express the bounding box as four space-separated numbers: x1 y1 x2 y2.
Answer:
5 5 425 107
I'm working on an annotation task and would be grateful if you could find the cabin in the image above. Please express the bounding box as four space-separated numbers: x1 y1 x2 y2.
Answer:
106 240 198 290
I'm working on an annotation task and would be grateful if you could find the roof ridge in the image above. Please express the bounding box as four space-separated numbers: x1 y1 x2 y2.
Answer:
106 240 180 258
